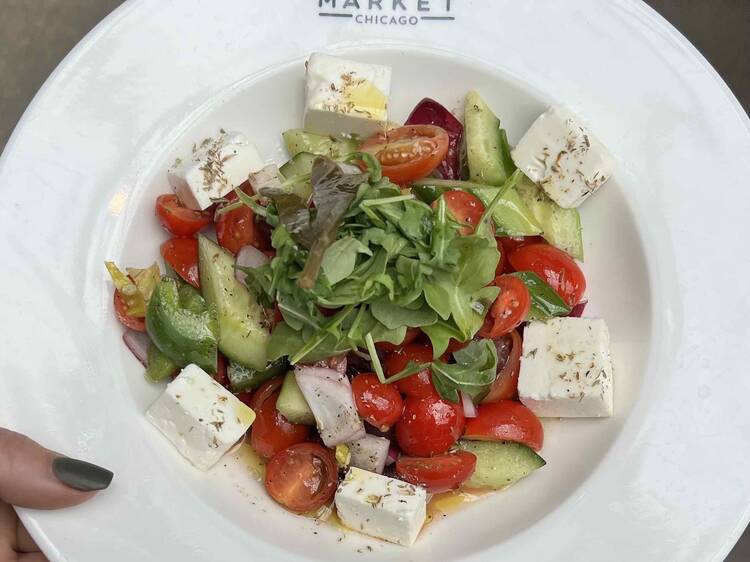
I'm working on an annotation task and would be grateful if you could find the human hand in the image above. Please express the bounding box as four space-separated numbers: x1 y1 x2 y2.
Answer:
0 428 113 561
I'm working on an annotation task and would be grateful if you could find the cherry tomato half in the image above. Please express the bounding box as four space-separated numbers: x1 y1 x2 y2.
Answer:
351 373 403 431
482 330 522 403
361 125 449 184
463 400 544 451
396 395 465 457
386 342 437 398
265 443 338 513
478 275 530 339
508 243 586 307
160 238 200 289
155 194 212 237
216 183 258 255
395 450 477 493
250 390 310 460
113 290 146 331
442 190 486 235
376 327 421 354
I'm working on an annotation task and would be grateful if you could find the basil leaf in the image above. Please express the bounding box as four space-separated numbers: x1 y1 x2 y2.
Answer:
321 236 372 285
511 271 571 319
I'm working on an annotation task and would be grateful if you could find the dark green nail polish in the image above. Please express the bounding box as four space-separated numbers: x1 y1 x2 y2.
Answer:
52 457 114 492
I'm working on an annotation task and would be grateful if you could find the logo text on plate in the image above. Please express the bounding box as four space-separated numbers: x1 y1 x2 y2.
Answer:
318 0 455 25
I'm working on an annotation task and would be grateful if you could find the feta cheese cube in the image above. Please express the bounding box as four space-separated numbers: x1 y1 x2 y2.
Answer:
146 363 256 470
168 131 265 210
518 317 614 417
511 106 616 208
335 467 426 546
304 53 391 138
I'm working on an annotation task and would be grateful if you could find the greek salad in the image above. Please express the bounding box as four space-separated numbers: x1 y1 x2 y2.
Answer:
107 53 616 547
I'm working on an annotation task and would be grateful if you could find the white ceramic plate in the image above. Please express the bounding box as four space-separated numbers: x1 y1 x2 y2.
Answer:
1 1 749 560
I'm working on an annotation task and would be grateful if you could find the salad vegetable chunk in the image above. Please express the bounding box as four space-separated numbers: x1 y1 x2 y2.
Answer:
107 53 617 547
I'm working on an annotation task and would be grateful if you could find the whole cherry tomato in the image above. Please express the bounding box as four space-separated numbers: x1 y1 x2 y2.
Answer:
395 395 465 457
351 373 403 431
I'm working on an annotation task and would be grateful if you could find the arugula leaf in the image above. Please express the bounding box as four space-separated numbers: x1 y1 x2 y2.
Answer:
239 263 274 308
276 292 322 331
365 333 425 385
432 373 460 402
290 304 355 364
423 235 500 338
268 322 352 363
420 319 465 358
511 271 571 319
349 307 406 346
321 237 372 285
431 339 498 403
370 298 437 330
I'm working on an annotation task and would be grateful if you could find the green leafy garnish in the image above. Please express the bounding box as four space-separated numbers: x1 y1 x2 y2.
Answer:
261 157 368 289
321 237 372 285
431 339 498 403
245 153 511 363
511 271 571 319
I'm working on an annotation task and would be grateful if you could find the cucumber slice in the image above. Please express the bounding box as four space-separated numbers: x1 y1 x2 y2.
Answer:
472 186 543 236
279 152 316 201
227 359 286 393
282 129 357 159
515 176 584 260
465 91 509 186
276 371 315 425
280 152 316 178
456 440 545 490
198 235 269 370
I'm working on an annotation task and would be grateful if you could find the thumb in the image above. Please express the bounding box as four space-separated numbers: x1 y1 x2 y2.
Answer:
0 428 113 509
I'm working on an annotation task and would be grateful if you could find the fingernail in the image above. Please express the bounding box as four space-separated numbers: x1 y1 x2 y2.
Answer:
52 457 114 492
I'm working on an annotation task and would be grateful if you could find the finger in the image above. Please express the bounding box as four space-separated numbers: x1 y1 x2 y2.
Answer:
1 501 17 553
16 517 40 553
19 552 48 562
0 429 113 509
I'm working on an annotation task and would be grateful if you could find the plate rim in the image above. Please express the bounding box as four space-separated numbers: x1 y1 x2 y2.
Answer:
1 1 749 560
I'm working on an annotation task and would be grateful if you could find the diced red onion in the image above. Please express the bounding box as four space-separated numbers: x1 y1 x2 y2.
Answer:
234 245 269 284
338 162 363 175
248 164 284 191
311 355 347 375
461 391 478 418
122 329 150 366
294 367 365 446
567 300 588 318
348 435 390 474
385 445 399 467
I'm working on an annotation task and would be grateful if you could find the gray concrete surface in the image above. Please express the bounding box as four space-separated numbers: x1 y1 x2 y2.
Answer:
0 0 748 559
